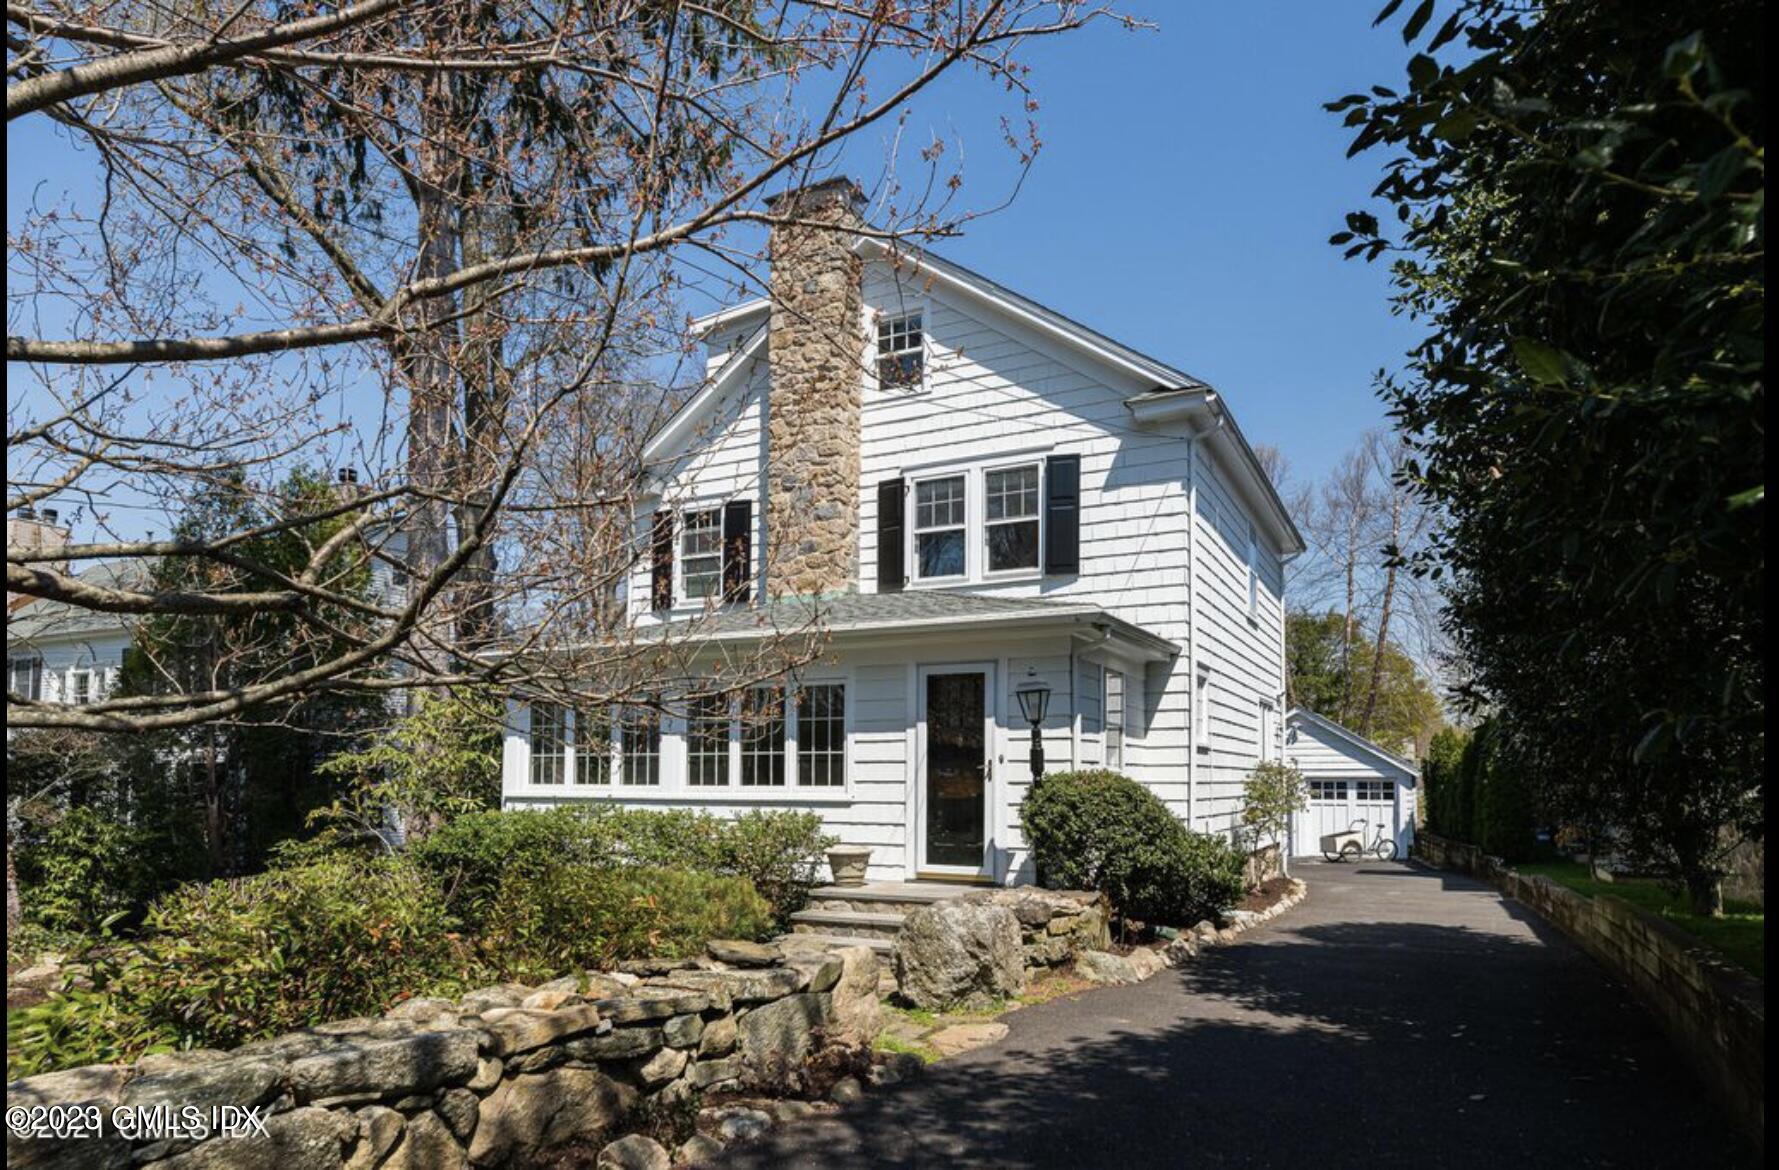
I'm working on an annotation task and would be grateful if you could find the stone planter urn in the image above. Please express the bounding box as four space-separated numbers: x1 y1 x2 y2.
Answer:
827 845 872 887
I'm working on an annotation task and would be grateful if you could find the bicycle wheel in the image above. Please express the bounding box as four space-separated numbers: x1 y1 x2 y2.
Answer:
1321 846 1343 862
1339 840 1363 862
1374 839 1399 861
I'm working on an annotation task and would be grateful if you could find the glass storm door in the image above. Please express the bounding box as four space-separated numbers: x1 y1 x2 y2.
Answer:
921 668 991 873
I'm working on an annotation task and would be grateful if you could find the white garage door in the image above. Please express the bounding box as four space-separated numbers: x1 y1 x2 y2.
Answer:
1292 777 1403 857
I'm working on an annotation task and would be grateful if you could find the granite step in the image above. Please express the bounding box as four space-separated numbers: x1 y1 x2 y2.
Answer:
788 908 906 941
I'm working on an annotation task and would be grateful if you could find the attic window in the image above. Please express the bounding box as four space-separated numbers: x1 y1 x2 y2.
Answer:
877 312 924 387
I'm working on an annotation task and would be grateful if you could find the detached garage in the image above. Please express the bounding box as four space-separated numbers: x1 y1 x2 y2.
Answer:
1285 708 1419 860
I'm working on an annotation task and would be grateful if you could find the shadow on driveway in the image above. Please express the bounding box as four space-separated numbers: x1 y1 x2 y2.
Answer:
712 864 1756 1169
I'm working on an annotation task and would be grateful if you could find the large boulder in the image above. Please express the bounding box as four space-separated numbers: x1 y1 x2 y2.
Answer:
893 900 1025 1010
737 992 834 1076
158 1107 357 1170
468 1066 635 1166
288 1030 480 1103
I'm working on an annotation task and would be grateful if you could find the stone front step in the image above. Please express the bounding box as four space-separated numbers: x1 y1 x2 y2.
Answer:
803 880 979 921
774 931 894 957
788 908 905 941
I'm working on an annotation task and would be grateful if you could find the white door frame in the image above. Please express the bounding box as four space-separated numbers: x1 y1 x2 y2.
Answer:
914 662 997 879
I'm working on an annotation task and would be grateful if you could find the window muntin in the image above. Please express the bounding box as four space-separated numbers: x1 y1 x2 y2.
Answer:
876 312 924 387
620 706 661 786
797 684 846 787
984 464 1041 573
687 694 730 787
529 703 567 785
9 656 43 702
1104 669 1126 770
1355 779 1395 803
574 709 612 785
1309 779 1349 803
913 475 967 579
681 508 723 600
739 686 787 787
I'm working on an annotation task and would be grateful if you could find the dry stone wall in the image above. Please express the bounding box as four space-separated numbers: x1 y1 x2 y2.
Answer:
6 944 881 1170
1414 832 1764 1148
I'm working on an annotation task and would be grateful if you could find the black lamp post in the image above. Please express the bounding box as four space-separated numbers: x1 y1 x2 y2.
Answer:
1014 678 1052 785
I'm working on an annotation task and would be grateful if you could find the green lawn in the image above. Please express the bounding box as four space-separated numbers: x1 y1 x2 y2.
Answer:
1517 861 1764 978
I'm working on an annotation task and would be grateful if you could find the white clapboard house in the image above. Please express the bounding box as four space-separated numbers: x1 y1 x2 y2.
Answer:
501 179 1304 886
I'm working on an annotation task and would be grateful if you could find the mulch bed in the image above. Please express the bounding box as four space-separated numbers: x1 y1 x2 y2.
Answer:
1237 877 1295 915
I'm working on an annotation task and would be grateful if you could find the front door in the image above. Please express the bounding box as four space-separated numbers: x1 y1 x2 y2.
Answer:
917 666 993 876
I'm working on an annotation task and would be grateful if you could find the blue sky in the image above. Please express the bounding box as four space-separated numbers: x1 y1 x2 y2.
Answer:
831 0 1425 490
8 2 1421 512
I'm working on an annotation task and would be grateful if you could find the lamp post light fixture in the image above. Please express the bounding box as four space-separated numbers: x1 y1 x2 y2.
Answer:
1014 677 1052 785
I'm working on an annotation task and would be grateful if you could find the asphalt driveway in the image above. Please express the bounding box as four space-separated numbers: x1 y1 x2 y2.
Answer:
711 860 1757 1168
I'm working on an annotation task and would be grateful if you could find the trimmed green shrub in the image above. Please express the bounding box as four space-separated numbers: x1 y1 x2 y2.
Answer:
16 806 154 934
8 857 465 1078
1020 770 1246 927
1422 726 1467 838
412 805 832 925
1474 726 1536 863
475 865 773 982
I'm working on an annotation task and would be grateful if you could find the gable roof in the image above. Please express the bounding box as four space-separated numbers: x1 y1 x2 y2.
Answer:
663 239 1302 554
8 560 148 646
1286 707 1419 783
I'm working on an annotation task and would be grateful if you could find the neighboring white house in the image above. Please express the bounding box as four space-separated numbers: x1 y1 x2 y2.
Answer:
500 178 1305 885
7 510 140 713
1285 707 1419 859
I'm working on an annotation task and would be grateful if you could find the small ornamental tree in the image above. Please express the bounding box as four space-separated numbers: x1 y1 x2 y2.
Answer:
1242 761 1308 878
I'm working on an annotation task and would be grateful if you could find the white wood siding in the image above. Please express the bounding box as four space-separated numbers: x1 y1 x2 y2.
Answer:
521 253 1293 872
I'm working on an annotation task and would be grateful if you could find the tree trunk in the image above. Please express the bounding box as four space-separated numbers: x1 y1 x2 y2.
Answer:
1685 872 1724 918
1359 490 1404 738
6 797 23 934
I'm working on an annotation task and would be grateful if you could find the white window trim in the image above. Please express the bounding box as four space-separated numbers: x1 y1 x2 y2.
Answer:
1193 662 1212 753
1246 522 1261 625
902 452 1052 589
873 305 929 392
1104 667 1126 771
677 503 726 608
68 667 95 706
980 458 1045 581
506 677 854 803
909 470 971 584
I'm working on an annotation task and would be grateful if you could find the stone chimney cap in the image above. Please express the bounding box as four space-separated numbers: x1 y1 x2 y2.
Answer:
765 176 866 215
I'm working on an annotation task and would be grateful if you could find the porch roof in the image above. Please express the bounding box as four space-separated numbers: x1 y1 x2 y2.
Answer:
647 591 1180 659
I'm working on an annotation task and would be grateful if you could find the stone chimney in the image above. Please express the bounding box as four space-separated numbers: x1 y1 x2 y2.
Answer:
763 178 866 598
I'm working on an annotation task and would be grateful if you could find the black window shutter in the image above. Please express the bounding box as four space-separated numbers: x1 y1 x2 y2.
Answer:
1044 454 1081 574
876 478 906 592
722 499 753 603
650 510 674 611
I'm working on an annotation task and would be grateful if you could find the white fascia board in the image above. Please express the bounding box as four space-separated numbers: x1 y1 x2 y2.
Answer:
1287 707 1419 781
688 298 769 339
852 238 1205 392
640 325 767 466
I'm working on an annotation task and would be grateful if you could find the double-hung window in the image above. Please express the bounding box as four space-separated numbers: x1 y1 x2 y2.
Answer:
1258 701 1276 762
680 507 723 601
797 684 846 787
620 706 661 786
530 703 568 785
876 312 924 387
1193 665 1212 751
913 475 967 580
9 656 43 701
574 709 612 785
68 669 93 706
739 686 787 787
687 695 731 787
984 464 1041 573
1104 669 1126 770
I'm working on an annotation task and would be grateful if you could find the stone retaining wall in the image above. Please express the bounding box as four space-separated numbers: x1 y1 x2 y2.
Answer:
7 943 880 1170
965 888 1109 970
1413 832 1764 1148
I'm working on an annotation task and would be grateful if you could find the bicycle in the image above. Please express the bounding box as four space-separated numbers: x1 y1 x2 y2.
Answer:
1320 818 1398 862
